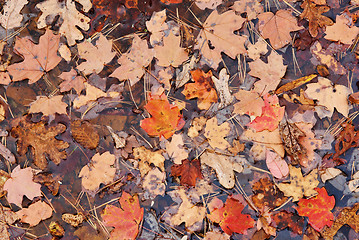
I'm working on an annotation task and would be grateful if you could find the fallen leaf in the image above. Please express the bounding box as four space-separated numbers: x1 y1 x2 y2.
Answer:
133 146 165 176
195 0 223 10
233 90 265 118
188 116 207 138
11 118 69 169
0 0 28 29
249 51 287 94
258 10 303 49
36 0 90 45
207 196 255 235
296 122 322 167
71 120 99 149
211 68 234 108
171 159 202 187
271 211 305 235
201 151 244 189
17 201 53 226
29 95 67 118
275 74 317 95
277 165 319 201
203 231 230 240
62 213 85 227
58 44 72 62
73 83 107 109
33 172 60 196
0 72 11 85
305 77 350 117
195 9 247 68
247 94 285 132
140 93 185 139
228 139 245 155
0 205 20 240
49 221 65 237
110 35 154 86
320 168 343 183
165 133 188 164
231 0 264 20
325 14 359 44
3 166 42 207
246 39 268 60
58 68 85 93
77 34 116 75
266 149 289 179
146 10 168 46
300 0 334 37
79 152 116 194
296 187 335 231
143 168 166 199
155 32 188 67
7 29 62 84
204 117 230 150
102 192 144 240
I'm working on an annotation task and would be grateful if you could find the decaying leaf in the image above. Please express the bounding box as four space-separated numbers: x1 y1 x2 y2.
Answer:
195 0 222 10
78 151 116 194
102 192 144 240
58 69 85 93
3 166 42 207
0 0 28 29
49 221 65 237
201 151 244 189
71 120 99 149
258 10 303 50
0 205 20 240
228 139 245 155
211 68 234 108
17 201 53 226
62 213 85 227
277 165 319 201
133 146 165 176
11 118 69 169
204 117 230 150
7 29 62 84
231 0 263 20
271 211 305 235
296 122 322 167
142 168 166 199
146 10 168 46
188 116 207 138
33 172 60 196
171 159 202 187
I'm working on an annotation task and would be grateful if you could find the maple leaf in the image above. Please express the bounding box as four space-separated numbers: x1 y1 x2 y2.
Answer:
133 146 165 176
300 0 334 37
165 133 188 164
71 120 99 150
11 118 69 170
324 14 359 44
277 165 319 201
266 149 289 179
233 90 265 118
257 10 303 50
207 196 255 235
36 0 90 46
305 77 350 117
296 187 335 231
3 166 42 207
140 93 185 139
110 35 155 86
17 201 53 226
204 117 231 150
182 69 218 110
231 0 264 20
79 152 116 194
247 94 285 132
195 9 247 68
0 0 28 29
29 95 67 118
155 32 188 67
77 34 116 75
58 68 85 94
7 29 62 84
102 192 144 240
248 51 287 94
171 159 202 187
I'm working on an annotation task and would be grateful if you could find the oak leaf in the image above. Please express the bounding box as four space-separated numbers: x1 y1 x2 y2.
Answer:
258 10 303 49
102 192 144 240
195 9 247 68
233 90 264 118
11 119 69 170
305 77 350 117
36 0 90 46
171 159 202 187
71 120 99 150
0 0 28 29
248 51 287 94
204 117 230 150
300 0 334 37
207 196 255 235
296 187 335 231
7 29 62 84
29 95 67 118
17 201 53 226
79 152 116 194
140 93 185 139
277 165 319 201
182 69 218 110
110 35 154 86
77 34 116 75
3 166 42 207
325 14 359 44
155 32 188 67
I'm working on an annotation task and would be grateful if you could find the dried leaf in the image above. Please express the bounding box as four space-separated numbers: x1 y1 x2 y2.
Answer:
271 211 305 235
231 0 264 20
58 68 85 93
143 168 166 199
62 213 85 227
71 120 99 149
7 29 62 84
204 117 230 150
3 166 42 207
133 146 165 176
171 159 202 187
211 68 234 108
188 116 207 138
325 14 359 44
251 178 287 210
146 10 168 46
17 201 53 226
155 32 188 67
266 149 289 179
233 90 265 118
296 122 322 167
29 95 68 117
49 221 65 237
165 134 188 164
33 172 60 196
0 205 19 240
11 119 69 170
73 83 107 109
195 0 223 10
0 0 28 29
275 74 317 95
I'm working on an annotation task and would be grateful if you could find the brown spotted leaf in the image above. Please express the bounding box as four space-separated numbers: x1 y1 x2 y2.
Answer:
71 120 99 149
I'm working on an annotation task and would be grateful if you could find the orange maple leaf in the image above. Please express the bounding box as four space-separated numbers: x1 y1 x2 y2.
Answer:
296 187 335 231
171 159 202 187
101 192 144 239
140 93 185 139
182 69 218 110
207 196 255 235
247 94 285 132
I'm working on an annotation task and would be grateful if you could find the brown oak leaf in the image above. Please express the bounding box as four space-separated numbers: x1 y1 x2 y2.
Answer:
71 120 99 149
171 159 202 187
11 118 69 169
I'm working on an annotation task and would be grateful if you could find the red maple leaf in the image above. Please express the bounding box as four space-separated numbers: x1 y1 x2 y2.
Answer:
140 93 185 139
207 196 255 235
247 94 285 132
101 192 144 239
296 187 335 231
171 159 203 186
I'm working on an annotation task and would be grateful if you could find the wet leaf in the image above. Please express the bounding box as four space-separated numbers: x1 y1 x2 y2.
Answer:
171 159 202 187
71 120 99 149
271 211 305 235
